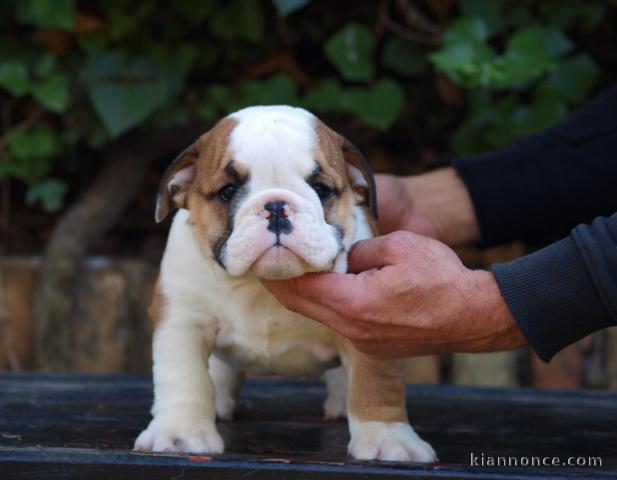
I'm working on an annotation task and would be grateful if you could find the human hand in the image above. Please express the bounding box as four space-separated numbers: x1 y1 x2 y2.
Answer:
262 231 526 358
375 168 480 246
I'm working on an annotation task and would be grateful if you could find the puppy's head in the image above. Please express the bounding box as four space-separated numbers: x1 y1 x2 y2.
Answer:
156 105 376 279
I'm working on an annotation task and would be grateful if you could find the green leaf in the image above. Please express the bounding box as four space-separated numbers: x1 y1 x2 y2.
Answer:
82 52 174 136
481 27 553 89
5 127 63 183
26 178 67 212
451 89 570 155
32 73 70 113
341 78 405 129
206 74 300 115
444 16 489 43
510 95 567 137
302 78 346 112
16 0 74 30
324 23 375 82
34 53 56 78
303 78 404 128
451 92 517 154
172 0 216 25
460 0 508 37
381 37 429 76
238 74 300 108
272 0 310 16
429 42 493 87
7 127 62 160
429 16 494 87
540 29 574 58
0 61 30 96
209 0 264 43
538 54 600 105
151 42 199 76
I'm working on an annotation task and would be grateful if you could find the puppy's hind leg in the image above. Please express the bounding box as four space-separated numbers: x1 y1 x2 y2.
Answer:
323 366 347 420
209 354 245 420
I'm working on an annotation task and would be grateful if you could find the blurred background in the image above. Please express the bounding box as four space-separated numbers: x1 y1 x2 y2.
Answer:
0 0 616 390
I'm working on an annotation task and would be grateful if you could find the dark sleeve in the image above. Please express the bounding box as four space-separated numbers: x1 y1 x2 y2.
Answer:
492 213 617 362
453 85 617 247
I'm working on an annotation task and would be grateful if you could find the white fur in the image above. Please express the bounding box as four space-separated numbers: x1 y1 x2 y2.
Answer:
323 367 348 420
223 106 342 278
210 354 244 420
135 106 436 462
348 417 437 462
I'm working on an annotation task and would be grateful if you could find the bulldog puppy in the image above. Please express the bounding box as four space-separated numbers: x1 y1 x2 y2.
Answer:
134 106 436 462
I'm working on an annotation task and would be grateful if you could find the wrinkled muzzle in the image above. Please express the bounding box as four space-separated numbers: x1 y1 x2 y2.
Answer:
223 189 341 279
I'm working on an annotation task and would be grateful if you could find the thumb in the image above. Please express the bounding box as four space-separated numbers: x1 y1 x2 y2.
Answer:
347 236 394 273
262 272 355 309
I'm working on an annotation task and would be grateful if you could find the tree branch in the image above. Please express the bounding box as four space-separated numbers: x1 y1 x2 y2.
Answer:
378 0 442 47
33 123 206 370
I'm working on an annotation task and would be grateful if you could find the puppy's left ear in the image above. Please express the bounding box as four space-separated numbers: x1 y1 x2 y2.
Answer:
341 138 378 219
155 143 200 223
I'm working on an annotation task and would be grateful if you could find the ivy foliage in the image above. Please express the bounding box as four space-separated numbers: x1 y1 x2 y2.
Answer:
0 0 608 211
430 0 603 154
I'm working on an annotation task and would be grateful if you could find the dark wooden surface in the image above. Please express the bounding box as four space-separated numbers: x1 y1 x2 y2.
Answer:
0 373 616 479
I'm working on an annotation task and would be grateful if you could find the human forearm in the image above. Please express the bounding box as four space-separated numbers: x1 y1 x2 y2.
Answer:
493 213 617 362
376 167 480 246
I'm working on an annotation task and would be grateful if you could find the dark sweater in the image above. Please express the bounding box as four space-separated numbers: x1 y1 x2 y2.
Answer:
454 86 617 362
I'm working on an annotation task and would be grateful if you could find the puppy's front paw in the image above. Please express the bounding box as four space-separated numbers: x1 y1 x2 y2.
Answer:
348 421 436 462
134 416 224 454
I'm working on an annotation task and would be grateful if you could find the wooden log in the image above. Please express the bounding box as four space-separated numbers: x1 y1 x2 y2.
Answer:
65 258 157 373
0 257 38 370
0 257 156 373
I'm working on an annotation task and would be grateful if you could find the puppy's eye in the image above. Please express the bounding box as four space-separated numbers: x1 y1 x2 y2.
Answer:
218 184 238 202
311 182 333 201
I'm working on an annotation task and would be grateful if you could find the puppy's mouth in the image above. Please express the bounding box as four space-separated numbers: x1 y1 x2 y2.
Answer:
250 242 314 280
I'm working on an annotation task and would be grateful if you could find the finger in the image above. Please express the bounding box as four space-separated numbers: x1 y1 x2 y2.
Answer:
347 235 401 273
261 277 354 335
262 272 364 311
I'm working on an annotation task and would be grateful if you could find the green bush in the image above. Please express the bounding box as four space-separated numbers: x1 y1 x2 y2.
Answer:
0 0 607 211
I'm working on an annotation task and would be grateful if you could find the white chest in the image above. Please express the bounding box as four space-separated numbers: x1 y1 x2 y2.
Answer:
213 304 340 377
160 211 340 376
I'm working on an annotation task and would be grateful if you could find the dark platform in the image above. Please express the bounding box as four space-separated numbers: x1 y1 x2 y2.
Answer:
0 373 616 479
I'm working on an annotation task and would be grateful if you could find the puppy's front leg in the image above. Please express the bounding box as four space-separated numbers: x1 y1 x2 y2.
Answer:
134 319 223 453
342 345 436 462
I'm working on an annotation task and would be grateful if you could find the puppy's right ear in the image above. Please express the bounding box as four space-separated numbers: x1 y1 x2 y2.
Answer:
155 144 199 223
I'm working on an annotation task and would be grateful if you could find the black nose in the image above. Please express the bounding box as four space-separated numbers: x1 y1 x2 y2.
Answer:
265 200 292 236
264 200 287 217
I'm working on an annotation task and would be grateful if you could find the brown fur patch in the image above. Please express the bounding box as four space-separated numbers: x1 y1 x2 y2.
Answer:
185 118 239 262
340 340 408 422
160 118 237 264
314 121 379 246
